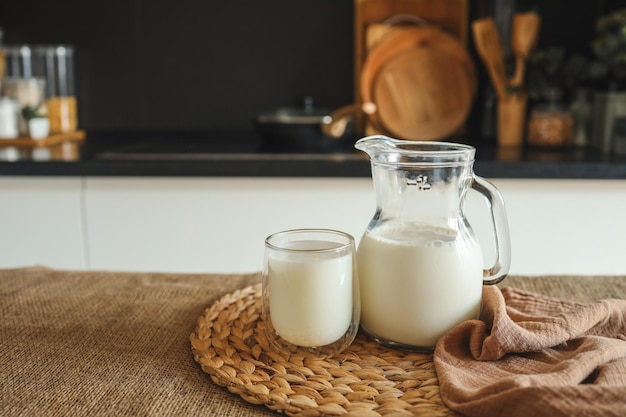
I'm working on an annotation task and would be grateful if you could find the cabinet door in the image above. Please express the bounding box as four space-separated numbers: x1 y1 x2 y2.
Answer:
83 177 374 273
84 177 626 275
465 179 626 276
0 177 85 269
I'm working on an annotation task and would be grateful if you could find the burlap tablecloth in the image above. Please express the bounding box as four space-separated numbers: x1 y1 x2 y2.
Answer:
2 266 626 417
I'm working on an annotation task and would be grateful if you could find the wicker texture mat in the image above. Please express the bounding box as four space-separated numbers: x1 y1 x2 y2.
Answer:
190 283 459 417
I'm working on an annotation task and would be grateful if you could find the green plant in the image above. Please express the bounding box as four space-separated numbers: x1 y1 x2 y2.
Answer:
526 47 588 100
588 8 626 90
21 105 46 121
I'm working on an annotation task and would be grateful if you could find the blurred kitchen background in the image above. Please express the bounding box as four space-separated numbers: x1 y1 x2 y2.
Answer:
0 0 624 146
2 0 626 276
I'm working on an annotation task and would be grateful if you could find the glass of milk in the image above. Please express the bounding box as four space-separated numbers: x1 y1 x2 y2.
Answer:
262 229 360 357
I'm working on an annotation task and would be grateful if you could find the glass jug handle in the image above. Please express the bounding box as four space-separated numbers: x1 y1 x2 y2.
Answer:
471 176 511 285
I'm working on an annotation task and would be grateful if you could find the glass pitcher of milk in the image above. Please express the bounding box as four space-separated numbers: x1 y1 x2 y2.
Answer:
355 135 511 351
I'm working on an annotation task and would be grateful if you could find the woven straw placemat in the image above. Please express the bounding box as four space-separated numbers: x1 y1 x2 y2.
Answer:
190 284 459 417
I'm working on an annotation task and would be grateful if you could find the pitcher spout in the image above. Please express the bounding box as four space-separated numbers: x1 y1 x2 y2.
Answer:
354 135 398 159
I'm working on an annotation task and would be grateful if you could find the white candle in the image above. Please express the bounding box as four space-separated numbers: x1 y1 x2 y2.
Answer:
267 239 353 347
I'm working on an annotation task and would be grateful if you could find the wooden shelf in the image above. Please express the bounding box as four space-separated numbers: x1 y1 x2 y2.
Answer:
0 130 86 148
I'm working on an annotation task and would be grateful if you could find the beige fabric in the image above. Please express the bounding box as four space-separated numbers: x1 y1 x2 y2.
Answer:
1 267 275 417
435 283 626 417
2 267 625 416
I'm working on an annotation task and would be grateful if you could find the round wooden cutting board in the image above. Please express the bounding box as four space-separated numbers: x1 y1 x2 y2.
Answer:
361 26 476 140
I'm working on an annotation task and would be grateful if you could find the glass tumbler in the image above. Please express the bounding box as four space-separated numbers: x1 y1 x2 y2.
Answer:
262 229 360 357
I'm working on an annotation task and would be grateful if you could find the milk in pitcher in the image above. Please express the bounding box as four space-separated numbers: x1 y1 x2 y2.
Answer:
357 221 483 348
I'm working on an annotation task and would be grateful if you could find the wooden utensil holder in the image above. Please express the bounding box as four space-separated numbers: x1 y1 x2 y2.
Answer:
497 94 527 147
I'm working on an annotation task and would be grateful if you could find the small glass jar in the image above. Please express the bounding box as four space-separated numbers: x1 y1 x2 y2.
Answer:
0 97 19 139
612 117 626 156
570 88 592 148
32 45 78 134
527 88 574 147
5 45 78 134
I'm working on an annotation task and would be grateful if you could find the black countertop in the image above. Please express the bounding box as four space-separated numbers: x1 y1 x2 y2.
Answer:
1 131 625 179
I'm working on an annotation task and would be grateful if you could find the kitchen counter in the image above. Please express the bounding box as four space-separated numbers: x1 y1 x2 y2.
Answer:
2 132 626 275
0 131 625 179
2 267 626 417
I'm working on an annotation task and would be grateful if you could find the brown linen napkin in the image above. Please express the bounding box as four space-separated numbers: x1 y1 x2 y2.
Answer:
434 285 626 417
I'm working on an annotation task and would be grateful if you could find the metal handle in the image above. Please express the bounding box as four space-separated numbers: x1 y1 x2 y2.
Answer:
472 176 511 285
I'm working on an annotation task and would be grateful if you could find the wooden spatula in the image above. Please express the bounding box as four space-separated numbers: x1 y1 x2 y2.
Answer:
472 18 509 99
510 12 541 87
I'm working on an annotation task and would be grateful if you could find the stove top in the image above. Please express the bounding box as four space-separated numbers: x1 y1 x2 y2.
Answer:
93 135 364 162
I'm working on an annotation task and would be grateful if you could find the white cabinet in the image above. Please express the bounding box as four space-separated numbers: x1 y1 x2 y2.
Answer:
2 176 626 276
0 177 86 269
83 177 375 273
466 179 626 276
84 177 626 276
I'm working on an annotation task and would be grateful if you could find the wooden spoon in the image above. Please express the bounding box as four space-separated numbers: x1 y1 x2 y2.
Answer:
472 18 508 99
510 12 541 87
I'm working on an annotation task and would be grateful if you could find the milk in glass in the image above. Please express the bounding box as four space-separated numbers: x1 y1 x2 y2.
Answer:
267 240 353 347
